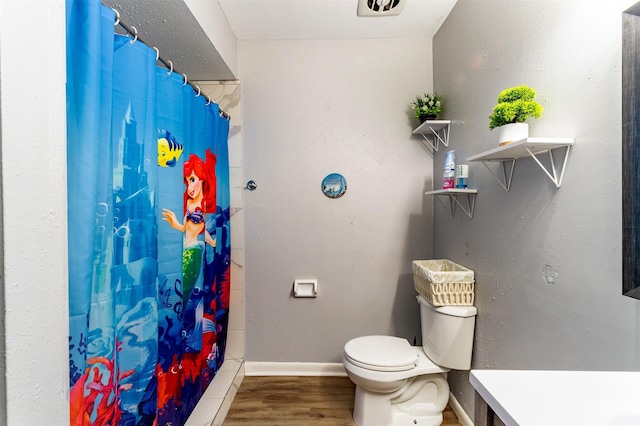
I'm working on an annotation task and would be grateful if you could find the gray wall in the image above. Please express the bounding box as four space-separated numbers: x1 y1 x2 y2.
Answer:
433 0 640 415
0 27 6 424
240 39 435 362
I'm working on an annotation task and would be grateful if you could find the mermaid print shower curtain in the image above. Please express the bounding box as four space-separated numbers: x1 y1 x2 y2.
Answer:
66 1 231 424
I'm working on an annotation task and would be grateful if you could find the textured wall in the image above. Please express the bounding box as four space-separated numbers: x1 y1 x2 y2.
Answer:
1 0 68 424
239 39 435 362
433 0 640 416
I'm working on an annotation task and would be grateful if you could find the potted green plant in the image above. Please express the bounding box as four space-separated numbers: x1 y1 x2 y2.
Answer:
488 85 543 145
411 93 442 123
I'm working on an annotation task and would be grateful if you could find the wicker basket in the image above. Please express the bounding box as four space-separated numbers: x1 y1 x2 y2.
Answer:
412 259 475 306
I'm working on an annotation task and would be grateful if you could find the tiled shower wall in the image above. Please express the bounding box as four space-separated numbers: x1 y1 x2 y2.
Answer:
186 82 244 426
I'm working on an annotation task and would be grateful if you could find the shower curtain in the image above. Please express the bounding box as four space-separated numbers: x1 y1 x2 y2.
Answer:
66 1 231 424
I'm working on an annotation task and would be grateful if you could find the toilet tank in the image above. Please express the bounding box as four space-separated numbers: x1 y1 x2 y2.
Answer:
418 295 477 370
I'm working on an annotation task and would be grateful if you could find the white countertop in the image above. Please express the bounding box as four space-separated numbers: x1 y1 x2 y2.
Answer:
470 369 640 426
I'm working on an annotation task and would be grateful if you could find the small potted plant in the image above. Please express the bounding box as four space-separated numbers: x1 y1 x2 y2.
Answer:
489 84 543 145
411 93 442 123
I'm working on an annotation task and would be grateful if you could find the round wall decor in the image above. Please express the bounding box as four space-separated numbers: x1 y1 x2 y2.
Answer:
321 173 347 199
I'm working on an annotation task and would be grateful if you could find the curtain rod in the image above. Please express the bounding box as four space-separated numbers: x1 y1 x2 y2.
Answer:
110 7 231 120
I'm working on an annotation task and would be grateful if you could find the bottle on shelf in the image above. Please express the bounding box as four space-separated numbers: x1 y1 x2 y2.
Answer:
443 150 455 189
455 164 469 188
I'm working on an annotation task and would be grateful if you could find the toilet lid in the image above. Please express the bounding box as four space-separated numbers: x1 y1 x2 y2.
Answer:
344 336 418 372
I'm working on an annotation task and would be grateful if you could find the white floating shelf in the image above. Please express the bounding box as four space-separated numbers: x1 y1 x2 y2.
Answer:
467 137 574 191
413 120 451 134
412 120 452 152
424 188 478 219
424 188 478 195
467 137 574 162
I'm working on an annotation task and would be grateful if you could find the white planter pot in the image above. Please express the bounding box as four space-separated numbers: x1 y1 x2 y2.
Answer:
498 123 529 146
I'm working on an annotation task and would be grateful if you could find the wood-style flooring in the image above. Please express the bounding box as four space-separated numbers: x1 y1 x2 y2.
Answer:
223 376 462 426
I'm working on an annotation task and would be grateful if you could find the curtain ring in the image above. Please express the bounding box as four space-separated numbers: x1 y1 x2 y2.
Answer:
195 86 201 97
153 47 160 61
205 96 211 106
112 8 120 26
182 74 188 86
130 26 138 44
167 61 173 76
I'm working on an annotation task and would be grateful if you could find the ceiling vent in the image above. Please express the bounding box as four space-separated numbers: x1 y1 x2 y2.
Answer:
357 0 407 17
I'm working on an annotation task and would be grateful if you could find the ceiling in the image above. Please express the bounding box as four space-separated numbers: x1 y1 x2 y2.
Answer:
101 0 456 81
218 0 457 41
103 0 237 80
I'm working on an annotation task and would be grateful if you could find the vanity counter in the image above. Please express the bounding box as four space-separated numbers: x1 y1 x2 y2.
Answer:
470 369 640 426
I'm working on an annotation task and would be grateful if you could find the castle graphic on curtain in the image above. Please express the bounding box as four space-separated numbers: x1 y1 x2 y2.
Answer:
66 1 231 424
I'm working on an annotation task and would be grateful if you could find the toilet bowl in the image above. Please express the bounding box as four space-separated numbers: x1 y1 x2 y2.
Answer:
342 295 477 426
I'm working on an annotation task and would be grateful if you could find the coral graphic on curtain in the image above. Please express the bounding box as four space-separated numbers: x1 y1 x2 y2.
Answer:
66 1 231 424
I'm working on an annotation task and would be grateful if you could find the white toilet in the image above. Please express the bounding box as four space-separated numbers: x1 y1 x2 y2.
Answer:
342 294 477 426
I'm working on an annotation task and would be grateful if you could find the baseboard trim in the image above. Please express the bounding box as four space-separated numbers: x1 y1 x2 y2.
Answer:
244 362 347 377
449 392 473 426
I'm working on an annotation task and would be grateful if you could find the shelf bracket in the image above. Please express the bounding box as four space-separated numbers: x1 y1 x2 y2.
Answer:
418 123 450 152
479 145 571 191
434 192 477 219
467 138 574 192
481 159 516 192
525 144 572 188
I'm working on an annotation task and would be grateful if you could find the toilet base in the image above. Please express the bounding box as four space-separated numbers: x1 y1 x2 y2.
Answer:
352 373 449 426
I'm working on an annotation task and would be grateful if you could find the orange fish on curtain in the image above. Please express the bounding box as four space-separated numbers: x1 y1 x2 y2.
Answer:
66 1 231 424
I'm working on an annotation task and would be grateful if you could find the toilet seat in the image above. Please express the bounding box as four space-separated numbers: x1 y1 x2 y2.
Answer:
344 335 418 372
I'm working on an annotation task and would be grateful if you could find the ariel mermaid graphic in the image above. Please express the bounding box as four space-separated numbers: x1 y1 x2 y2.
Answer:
162 149 217 304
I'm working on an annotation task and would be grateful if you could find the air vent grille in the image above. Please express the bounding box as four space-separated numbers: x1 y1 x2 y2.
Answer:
357 0 406 16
